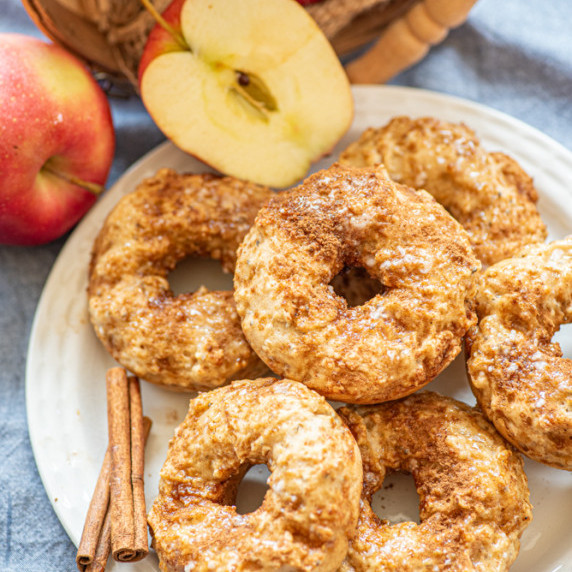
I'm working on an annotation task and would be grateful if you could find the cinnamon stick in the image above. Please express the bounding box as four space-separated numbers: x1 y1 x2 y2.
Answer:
128 374 148 558
76 367 151 571
76 415 152 571
76 448 112 570
107 367 136 562
85 509 112 572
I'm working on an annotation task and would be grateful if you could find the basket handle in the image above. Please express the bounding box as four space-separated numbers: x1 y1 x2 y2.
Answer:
345 0 479 84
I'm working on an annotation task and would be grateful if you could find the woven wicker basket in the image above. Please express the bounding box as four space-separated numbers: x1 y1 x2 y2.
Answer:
22 0 478 91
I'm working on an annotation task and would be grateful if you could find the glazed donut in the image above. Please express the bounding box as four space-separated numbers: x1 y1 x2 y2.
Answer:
338 391 532 572
147 377 363 572
234 163 480 404
88 168 272 391
466 237 572 470
339 116 547 267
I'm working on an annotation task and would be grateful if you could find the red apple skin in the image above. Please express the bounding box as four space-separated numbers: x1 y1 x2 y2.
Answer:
0 34 115 246
138 0 186 83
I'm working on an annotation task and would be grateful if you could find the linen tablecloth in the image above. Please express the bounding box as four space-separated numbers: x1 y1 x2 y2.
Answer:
1 0 571 570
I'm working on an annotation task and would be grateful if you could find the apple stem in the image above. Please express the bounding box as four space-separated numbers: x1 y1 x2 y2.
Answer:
42 164 105 196
139 0 189 51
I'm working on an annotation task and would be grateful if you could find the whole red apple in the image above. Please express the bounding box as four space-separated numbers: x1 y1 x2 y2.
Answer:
0 34 115 246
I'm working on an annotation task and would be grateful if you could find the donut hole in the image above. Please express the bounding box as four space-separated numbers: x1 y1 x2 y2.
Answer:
370 471 421 525
553 322 572 359
235 463 271 515
168 257 234 295
329 266 384 307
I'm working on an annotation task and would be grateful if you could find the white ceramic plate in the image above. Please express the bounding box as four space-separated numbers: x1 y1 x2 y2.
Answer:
27 86 572 571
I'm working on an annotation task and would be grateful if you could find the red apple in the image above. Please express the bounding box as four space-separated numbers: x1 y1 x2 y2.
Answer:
138 0 353 188
0 33 115 246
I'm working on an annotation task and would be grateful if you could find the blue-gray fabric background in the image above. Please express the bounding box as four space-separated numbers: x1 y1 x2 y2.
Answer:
1 1 571 570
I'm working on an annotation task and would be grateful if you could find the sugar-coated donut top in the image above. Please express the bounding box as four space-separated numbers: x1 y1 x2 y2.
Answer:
466 237 572 470
234 163 480 403
148 378 363 571
88 168 272 390
339 116 547 266
338 391 532 571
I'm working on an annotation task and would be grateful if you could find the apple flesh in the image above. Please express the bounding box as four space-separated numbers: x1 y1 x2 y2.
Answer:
138 0 353 188
0 34 115 246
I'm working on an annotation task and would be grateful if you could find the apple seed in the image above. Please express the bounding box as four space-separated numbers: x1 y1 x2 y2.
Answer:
233 70 278 119
237 72 250 86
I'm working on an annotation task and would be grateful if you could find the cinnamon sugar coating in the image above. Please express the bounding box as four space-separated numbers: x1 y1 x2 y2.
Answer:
466 237 572 470
338 391 532 571
88 168 272 391
339 116 547 267
234 164 480 404
148 378 363 572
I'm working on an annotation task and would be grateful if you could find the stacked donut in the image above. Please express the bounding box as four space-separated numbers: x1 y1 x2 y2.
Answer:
85 115 572 571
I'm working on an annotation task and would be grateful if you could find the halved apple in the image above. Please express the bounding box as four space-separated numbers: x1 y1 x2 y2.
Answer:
138 0 353 188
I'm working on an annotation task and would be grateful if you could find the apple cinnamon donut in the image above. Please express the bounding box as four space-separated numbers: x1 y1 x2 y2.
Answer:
234 163 480 404
339 116 547 267
466 237 572 470
338 391 532 572
88 168 272 391
147 377 363 572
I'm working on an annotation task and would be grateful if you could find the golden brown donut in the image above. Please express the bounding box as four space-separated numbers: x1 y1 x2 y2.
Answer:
234 163 480 404
338 391 532 572
88 168 272 391
466 237 572 470
147 377 363 572
339 116 547 267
